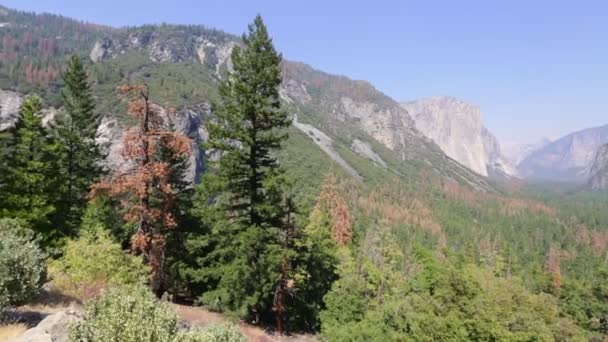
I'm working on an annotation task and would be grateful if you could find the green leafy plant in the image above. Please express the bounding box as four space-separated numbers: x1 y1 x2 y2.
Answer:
174 324 246 342
0 218 46 316
49 227 149 300
70 285 179 342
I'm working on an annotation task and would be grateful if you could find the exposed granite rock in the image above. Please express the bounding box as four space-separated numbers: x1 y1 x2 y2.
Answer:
351 138 386 167
96 103 210 183
89 30 235 76
293 116 362 180
401 97 489 176
0 89 22 131
8 309 81 342
588 143 608 190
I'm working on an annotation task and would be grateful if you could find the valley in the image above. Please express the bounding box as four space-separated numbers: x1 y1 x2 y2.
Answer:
0 4 607 341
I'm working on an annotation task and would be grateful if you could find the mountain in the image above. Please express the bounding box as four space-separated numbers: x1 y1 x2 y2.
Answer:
502 137 552 166
518 124 608 182
0 7 493 193
400 96 516 179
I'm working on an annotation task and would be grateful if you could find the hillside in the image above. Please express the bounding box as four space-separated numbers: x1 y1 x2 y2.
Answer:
2 5 608 340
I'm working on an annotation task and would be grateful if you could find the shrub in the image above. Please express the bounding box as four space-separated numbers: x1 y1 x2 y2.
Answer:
0 218 46 316
70 285 247 342
70 285 179 342
49 227 149 300
175 324 246 342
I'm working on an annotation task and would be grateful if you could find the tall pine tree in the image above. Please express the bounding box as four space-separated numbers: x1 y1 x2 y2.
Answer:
194 15 292 323
55 54 102 234
1 95 60 242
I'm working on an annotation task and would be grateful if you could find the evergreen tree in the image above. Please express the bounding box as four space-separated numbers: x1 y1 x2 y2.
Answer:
1 96 60 243
55 54 102 234
0 129 16 208
193 15 292 323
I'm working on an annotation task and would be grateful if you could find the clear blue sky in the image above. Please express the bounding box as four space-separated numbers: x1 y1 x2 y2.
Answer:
5 0 608 144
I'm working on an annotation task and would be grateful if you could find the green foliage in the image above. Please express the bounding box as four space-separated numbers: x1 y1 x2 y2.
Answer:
191 15 292 322
174 324 246 342
49 228 149 300
288 203 339 330
320 238 586 341
1 95 62 244
0 218 46 315
70 284 246 342
53 54 103 234
69 285 179 342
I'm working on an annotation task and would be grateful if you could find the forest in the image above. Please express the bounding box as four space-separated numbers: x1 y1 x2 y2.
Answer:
0 9 608 342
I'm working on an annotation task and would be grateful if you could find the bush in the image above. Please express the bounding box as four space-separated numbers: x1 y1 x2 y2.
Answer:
175 324 246 342
70 285 246 342
49 227 149 300
70 285 179 342
0 218 46 316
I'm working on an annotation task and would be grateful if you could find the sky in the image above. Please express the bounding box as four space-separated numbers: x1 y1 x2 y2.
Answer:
5 0 608 144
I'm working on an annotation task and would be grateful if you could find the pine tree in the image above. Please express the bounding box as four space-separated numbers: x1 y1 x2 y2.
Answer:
194 15 292 323
55 54 102 234
1 95 60 242
0 129 16 208
91 84 191 296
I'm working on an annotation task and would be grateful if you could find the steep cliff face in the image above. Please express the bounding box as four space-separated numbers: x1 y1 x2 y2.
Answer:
519 125 608 182
400 97 516 179
401 97 488 176
588 143 608 190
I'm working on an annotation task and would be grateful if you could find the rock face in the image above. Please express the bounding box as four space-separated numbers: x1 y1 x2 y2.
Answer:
588 143 608 190
0 89 22 130
292 116 362 180
96 103 210 183
351 138 387 168
401 97 488 176
89 28 235 77
518 124 608 182
401 96 516 178
8 309 81 342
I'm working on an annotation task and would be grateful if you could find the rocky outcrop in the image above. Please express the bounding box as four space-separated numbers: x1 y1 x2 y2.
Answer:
519 124 608 182
588 143 608 190
8 309 81 342
96 103 210 183
400 97 517 179
351 139 386 168
292 116 362 180
401 97 488 176
0 89 22 131
89 28 235 77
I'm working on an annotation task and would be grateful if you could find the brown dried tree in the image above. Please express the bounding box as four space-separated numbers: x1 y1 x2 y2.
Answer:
91 84 191 295
317 174 352 246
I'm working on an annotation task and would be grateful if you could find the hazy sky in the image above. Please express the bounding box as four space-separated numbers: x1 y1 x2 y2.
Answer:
5 0 608 144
